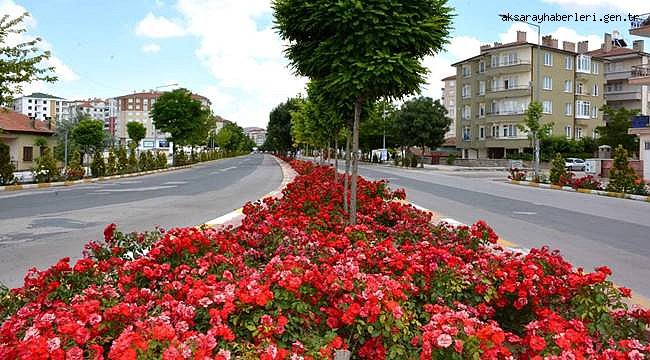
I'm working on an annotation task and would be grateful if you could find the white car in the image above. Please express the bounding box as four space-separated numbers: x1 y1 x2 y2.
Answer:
565 158 586 171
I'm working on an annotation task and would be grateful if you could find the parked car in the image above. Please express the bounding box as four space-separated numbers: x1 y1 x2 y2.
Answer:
565 158 586 171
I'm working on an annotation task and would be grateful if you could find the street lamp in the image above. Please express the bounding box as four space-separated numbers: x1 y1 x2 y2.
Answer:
498 17 542 176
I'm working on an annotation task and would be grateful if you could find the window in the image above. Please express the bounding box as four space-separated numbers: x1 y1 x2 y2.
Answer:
576 55 591 73
593 84 598 96
576 82 584 94
479 126 485 139
543 100 552 114
128 98 134 103
564 80 572 93
645 141 650 150
135 98 141 103
503 124 518 138
128 105 133 110
491 55 498 67
592 106 598 118
565 103 573 116
492 125 499 138
544 52 553 66
576 127 583 139
543 76 552 90
565 56 573 70
479 61 485 73
462 65 471 77
576 100 590 118
565 126 572 139
591 62 599 74
463 105 471 119
479 103 485 117
462 84 471 98
28 112 32 117
462 127 471 141
479 81 485 95
43 100 47 104
23 146 33 162
28 99 32 103
28 106 32 110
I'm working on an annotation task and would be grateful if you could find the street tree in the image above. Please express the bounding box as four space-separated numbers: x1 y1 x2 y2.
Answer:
274 0 453 224
215 122 253 152
596 106 639 153
264 97 302 155
393 97 450 167
126 121 146 149
151 88 210 160
0 142 15 185
521 102 552 176
0 13 57 107
71 118 105 165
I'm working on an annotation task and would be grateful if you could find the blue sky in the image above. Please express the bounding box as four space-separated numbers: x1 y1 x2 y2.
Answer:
4 0 648 128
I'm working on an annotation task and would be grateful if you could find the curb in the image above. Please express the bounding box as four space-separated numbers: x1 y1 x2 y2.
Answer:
509 179 650 203
202 156 297 229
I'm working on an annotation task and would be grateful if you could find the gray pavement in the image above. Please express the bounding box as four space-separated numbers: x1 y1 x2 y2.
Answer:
0 154 282 288
352 163 650 300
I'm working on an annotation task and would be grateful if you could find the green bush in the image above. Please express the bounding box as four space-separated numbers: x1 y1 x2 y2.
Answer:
32 147 60 183
106 147 117 176
139 151 155 171
116 146 128 174
90 151 105 177
65 152 85 180
156 152 168 169
549 153 567 185
127 146 138 172
174 149 187 166
607 145 647 195
0 142 15 185
446 153 457 165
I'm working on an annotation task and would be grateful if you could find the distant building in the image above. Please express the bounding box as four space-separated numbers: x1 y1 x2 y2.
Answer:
114 90 211 151
0 111 56 171
12 93 69 122
441 75 457 139
67 98 119 137
244 127 266 147
213 115 230 134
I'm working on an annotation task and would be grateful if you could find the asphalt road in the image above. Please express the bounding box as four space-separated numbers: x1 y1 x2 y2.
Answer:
352 163 650 300
0 154 282 288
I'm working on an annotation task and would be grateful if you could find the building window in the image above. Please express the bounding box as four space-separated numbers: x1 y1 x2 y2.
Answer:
479 61 485 73
28 99 32 103
576 82 584 94
492 125 498 138
479 126 485 139
576 100 590 119
576 55 591 73
128 105 133 110
479 103 485 117
491 55 498 67
23 146 33 162
462 65 471 77
576 127 583 139
565 126 572 139
564 80 572 93
462 127 471 141
543 76 552 90
128 98 133 103
503 124 517 138
645 141 650 150
565 103 573 116
544 52 553 66
462 84 471 98
593 84 598 96
28 106 32 110
592 106 598 118
463 105 471 119
479 81 485 95
591 62 599 74
565 56 573 70
543 100 552 114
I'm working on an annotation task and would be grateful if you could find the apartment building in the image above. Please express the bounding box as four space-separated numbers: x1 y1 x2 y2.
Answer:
440 75 456 139
627 13 650 181
114 91 211 150
587 33 649 116
244 127 266 147
12 93 69 122
68 98 119 137
453 31 605 159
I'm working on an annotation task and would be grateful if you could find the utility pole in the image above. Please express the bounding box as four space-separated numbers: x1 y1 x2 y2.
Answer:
64 130 68 170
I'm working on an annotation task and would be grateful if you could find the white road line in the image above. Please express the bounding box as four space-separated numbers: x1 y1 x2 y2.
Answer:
162 181 188 185
513 211 537 215
94 185 176 193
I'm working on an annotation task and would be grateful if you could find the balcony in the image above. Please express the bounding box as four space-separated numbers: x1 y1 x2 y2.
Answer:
486 84 531 99
605 90 642 102
605 70 632 81
488 60 531 75
629 13 650 37
486 110 526 122
629 64 650 85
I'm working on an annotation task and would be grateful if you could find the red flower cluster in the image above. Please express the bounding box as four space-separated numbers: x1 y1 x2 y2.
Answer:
0 159 648 359
558 173 603 190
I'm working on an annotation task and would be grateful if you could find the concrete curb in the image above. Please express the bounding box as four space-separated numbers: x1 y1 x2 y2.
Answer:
509 179 650 203
202 156 297 229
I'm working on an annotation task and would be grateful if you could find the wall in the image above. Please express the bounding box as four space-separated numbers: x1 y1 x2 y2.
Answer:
1 133 57 171
600 159 644 179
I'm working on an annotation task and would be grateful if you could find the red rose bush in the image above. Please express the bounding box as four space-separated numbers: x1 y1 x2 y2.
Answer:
0 159 648 359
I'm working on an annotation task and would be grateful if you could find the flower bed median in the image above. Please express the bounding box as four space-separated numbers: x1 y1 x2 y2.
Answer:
1 159 648 359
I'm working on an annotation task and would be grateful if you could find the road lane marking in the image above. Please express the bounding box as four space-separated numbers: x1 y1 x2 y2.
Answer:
162 181 187 185
512 211 537 215
94 186 176 192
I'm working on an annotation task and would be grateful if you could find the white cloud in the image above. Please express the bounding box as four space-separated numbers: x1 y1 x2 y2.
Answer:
542 0 647 15
135 12 186 38
141 43 161 53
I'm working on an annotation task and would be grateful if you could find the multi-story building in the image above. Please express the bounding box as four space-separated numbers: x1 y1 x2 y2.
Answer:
12 93 69 122
114 91 211 151
440 75 456 139
68 98 119 137
453 31 605 159
244 127 267 147
628 13 650 181
586 32 649 116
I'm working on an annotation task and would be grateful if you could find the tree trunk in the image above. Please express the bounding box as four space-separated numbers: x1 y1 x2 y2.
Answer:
344 131 350 215
334 137 339 183
350 98 362 225
420 145 425 168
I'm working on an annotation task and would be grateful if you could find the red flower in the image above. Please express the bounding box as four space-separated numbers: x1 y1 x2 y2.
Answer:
104 223 117 242
529 335 546 352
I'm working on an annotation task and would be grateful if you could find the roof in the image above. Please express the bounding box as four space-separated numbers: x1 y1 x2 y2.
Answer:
20 92 64 100
244 127 265 132
586 47 649 58
441 75 456 81
0 110 55 134
115 91 211 104
442 137 457 147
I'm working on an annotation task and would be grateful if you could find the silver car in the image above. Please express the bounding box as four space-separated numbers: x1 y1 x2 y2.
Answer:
565 158 586 171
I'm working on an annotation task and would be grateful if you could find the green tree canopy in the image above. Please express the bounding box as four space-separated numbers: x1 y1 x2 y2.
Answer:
393 97 450 166
126 121 146 147
150 88 210 149
264 97 302 154
360 100 397 152
0 13 57 107
71 119 105 154
596 106 639 153
215 122 253 152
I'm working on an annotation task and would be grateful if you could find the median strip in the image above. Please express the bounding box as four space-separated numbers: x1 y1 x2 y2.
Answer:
509 179 650 203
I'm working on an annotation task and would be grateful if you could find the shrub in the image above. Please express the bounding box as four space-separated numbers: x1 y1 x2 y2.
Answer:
570 175 602 190
174 149 187 166
446 153 457 165
508 168 527 181
549 153 567 185
90 151 105 178
607 145 646 195
106 147 118 176
139 151 154 171
0 142 15 185
32 147 60 183
116 146 128 174
156 152 168 169
127 146 138 172
65 152 85 180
